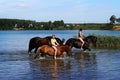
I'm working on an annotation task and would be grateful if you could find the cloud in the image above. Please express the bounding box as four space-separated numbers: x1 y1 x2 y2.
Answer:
0 0 30 8
10 2 29 8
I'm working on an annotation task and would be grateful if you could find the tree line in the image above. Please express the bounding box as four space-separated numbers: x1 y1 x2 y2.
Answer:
0 15 120 30
0 19 65 30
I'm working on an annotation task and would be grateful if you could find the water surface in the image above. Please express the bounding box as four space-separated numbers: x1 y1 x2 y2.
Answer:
0 30 120 80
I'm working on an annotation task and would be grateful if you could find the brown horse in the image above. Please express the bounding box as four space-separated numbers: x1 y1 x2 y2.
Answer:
34 45 72 59
28 36 65 53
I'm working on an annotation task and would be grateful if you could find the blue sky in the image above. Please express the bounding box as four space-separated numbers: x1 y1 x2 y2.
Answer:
0 0 120 23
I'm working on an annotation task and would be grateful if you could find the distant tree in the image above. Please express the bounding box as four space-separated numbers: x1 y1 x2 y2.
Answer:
53 20 64 27
110 15 116 24
48 21 53 30
116 18 120 23
60 20 64 26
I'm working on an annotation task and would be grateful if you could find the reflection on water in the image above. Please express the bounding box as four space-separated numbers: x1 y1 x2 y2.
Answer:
0 50 120 80
32 51 98 80
0 50 97 80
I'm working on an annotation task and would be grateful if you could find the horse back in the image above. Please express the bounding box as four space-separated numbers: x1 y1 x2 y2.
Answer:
39 45 54 55
56 45 71 52
65 38 79 45
38 38 49 45
39 45 64 56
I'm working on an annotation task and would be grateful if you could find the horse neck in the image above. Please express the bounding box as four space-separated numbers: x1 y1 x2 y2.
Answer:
84 37 92 43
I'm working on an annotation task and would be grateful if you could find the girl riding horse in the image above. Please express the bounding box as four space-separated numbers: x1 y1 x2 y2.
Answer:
34 45 72 59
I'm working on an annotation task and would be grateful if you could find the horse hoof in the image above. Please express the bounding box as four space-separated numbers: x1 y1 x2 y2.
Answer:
29 53 33 56
83 50 86 52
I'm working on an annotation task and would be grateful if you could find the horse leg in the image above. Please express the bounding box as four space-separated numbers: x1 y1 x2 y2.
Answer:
86 45 91 51
88 48 91 51
40 53 45 57
83 48 86 51
28 46 34 54
34 47 38 53
34 52 40 59
84 47 91 51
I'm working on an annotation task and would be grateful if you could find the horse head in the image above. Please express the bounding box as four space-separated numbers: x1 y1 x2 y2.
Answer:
84 35 97 47
58 45 72 56
65 45 72 56
61 38 65 45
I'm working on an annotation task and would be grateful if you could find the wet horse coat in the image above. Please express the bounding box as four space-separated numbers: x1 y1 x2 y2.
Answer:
34 45 72 59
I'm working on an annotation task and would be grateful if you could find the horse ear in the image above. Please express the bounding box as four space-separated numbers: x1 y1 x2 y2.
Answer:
63 38 65 41
62 38 65 44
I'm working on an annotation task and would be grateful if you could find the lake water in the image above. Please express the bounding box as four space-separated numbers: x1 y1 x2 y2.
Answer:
0 30 120 80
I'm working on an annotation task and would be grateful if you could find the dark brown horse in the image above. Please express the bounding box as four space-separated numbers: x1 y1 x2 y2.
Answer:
28 36 65 53
34 45 72 59
65 35 97 51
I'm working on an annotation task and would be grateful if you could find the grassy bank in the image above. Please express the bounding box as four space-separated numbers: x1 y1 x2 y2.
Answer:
95 35 120 49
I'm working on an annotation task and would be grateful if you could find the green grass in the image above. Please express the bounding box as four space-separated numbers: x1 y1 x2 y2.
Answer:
95 35 120 49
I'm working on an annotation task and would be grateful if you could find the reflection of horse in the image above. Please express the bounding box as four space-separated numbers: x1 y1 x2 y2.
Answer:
65 35 97 51
28 36 65 53
34 45 72 59
34 59 70 80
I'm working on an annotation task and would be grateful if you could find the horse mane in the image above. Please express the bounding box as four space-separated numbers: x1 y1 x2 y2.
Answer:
84 35 97 39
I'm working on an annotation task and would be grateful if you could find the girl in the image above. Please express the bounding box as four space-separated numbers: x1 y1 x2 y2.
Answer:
78 28 84 50
51 34 59 59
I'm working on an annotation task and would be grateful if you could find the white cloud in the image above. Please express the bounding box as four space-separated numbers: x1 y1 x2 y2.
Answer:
12 3 28 8
10 2 29 8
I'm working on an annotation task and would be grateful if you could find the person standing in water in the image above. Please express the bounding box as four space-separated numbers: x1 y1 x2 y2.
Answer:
51 34 59 59
78 28 84 50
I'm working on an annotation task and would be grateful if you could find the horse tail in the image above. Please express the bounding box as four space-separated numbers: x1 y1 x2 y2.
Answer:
28 38 33 53
28 37 37 53
28 37 41 54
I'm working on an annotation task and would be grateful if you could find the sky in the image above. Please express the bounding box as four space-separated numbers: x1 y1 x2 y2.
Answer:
0 0 120 23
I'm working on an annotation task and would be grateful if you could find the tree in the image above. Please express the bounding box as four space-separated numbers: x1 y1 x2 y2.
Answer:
48 21 53 30
110 15 116 24
116 18 120 23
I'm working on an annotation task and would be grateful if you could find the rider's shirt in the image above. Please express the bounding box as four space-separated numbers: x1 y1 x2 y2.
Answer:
51 38 57 46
